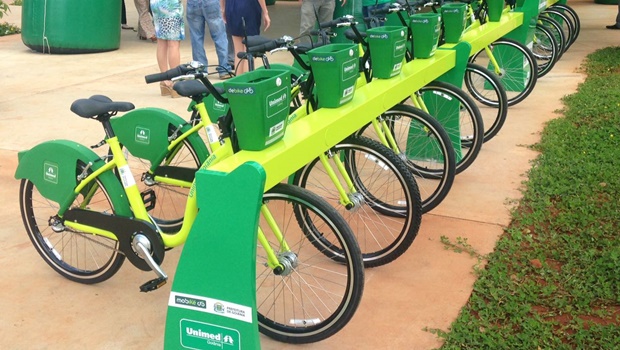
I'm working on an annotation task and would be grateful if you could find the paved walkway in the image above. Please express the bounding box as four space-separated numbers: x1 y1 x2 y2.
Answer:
0 0 617 348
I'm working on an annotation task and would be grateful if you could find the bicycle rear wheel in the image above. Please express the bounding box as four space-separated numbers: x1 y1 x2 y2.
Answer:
463 62 509 142
257 183 364 344
293 135 422 267
19 163 125 284
469 38 538 106
356 104 456 212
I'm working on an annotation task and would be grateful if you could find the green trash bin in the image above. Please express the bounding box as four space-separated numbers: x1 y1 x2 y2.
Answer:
21 0 121 54
307 43 359 108
367 26 408 79
223 70 291 151
409 13 442 59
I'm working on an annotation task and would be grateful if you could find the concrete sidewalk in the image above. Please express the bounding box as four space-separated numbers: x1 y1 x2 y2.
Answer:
0 0 616 348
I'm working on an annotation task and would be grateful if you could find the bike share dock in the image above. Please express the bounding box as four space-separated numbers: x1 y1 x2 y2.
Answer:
167 6 530 349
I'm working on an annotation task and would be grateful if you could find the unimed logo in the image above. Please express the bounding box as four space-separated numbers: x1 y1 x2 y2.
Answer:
180 319 240 349
43 162 58 184
135 127 150 145
185 327 235 346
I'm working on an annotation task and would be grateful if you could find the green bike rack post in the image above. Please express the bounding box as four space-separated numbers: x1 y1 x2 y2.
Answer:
164 162 265 350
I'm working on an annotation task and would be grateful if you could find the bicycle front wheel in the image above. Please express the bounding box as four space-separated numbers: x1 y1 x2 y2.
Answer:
19 162 125 284
293 135 422 267
532 23 560 78
416 80 485 174
546 4 580 49
356 104 456 212
257 183 364 344
470 38 538 106
463 62 509 142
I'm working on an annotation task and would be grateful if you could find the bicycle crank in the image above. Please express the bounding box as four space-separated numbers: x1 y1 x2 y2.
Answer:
132 234 168 292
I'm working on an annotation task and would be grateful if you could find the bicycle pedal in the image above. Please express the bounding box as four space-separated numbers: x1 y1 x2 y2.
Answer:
140 277 167 293
141 189 156 212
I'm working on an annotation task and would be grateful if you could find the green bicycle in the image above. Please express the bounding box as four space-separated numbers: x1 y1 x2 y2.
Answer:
15 83 365 343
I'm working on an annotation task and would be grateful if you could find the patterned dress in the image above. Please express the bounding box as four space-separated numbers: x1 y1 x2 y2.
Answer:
150 0 186 41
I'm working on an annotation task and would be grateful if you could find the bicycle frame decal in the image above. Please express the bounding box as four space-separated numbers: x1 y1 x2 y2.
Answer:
170 292 253 324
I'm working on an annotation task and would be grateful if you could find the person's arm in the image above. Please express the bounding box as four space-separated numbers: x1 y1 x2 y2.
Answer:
340 0 347 6
257 0 271 31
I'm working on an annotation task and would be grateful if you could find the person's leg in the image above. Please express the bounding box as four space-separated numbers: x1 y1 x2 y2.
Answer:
616 3 620 26
122 0 128 25
299 0 319 40
135 0 156 39
232 35 248 74
187 1 209 65
167 40 182 70
156 40 169 73
317 0 335 25
204 0 231 74
226 26 236 70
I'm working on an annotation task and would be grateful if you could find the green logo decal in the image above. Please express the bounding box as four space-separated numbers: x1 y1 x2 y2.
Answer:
43 162 59 184
135 126 150 145
175 296 207 309
180 319 240 349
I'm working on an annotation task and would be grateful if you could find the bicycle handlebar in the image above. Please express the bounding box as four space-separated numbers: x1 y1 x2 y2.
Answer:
145 63 228 104
144 64 196 84
244 35 295 55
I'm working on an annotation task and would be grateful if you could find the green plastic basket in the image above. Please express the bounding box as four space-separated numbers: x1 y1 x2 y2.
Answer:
307 43 360 108
441 3 468 43
367 26 408 79
409 13 442 59
223 70 291 151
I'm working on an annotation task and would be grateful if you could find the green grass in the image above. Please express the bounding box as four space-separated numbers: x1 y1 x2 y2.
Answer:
434 46 620 348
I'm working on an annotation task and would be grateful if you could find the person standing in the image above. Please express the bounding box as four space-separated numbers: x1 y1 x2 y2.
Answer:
186 0 233 79
299 0 346 42
134 0 157 41
222 0 271 74
151 0 185 97
121 0 135 30
606 2 620 29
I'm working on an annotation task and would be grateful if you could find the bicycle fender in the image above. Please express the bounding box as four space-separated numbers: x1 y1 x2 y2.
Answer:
14 140 132 216
111 107 209 166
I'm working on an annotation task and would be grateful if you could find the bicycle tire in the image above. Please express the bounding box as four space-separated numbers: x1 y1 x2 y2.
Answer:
469 38 538 106
463 62 509 143
119 126 206 233
19 162 125 284
416 80 485 174
533 23 560 78
547 4 580 48
293 135 422 267
257 183 364 343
